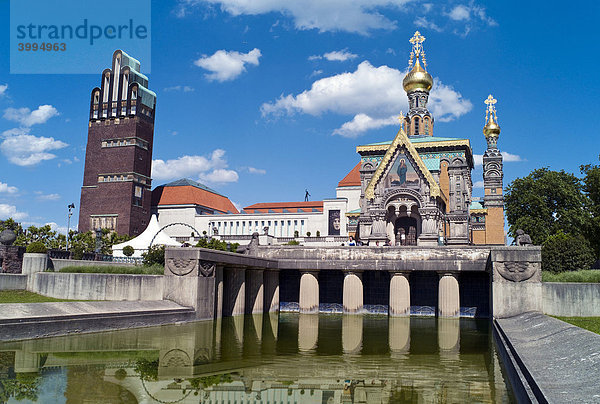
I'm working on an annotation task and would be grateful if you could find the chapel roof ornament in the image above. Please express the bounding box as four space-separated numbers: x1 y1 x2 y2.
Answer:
483 94 501 139
403 31 433 93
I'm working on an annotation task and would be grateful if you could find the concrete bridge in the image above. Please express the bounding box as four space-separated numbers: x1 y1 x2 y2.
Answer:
164 245 542 320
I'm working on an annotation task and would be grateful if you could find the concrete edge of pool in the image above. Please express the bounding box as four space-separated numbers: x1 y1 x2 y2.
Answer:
494 312 600 404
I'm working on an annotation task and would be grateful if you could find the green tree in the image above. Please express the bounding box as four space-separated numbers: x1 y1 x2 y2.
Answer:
122 245 135 257
581 164 600 258
142 245 165 266
542 231 595 273
504 168 588 244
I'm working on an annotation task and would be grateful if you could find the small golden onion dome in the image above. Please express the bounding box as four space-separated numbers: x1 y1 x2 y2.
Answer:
483 117 501 138
403 59 433 93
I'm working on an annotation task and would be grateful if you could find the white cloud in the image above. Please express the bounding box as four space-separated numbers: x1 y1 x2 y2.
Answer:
0 182 18 194
176 0 410 34
448 5 470 21
37 193 61 201
501 152 523 162
473 152 522 167
152 149 239 184
0 204 27 220
447 3 497 27
310 49 358 62
194 48 261 82
261 61 472 136
310 69 323 78
200 168 239 183
3 105 59 127
414 16 442 32
0 129 68 166
473 180 484 188
0 84 7 97
164 85 195 92
46 222 68 235
333 113 397 138
247 167 267 175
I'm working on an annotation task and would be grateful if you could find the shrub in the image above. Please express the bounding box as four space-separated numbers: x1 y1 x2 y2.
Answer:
316 231 320 237
286 240 300 245
122 245 135 257
294 230 299 238
142 245 165 267
26 242 47 254
542 231 595 273
542 269 600 283
196 238 239 252
306 231 311 237
114 369 127 380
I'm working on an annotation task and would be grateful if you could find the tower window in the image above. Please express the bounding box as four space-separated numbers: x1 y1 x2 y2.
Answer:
415 97 419 107
414 118 420 135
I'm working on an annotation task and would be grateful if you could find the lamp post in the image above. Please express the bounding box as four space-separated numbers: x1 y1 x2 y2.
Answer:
66 203 75 251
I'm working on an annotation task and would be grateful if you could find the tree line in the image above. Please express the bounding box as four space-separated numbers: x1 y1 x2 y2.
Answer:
505 164 600 272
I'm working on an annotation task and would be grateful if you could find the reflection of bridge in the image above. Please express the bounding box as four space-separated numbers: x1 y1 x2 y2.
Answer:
0 314 511 403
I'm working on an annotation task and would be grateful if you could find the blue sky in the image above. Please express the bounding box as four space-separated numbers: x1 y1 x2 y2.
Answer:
0 0 598 234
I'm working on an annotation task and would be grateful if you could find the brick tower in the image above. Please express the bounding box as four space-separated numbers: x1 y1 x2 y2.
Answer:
78 50 156 236
482 95 505 244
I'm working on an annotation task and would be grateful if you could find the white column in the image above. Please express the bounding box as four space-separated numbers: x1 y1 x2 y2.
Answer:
298 314 319 352
342 314 363 353
299 271 319 314
389 272 410 316
264 270 280 313
343 271 363 314
438 273 460 317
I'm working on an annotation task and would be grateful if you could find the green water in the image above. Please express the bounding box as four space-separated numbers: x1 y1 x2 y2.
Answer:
0 314 514 403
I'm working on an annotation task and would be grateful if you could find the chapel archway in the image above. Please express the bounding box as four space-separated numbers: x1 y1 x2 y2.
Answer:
395 216 419 246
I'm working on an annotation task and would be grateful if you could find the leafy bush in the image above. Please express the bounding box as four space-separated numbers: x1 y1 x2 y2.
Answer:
286 240 300 245
59 264 163 275
542 269 600 283
294 230 299 238
195 238 239 252
542 231 595 273
122 245 135 257
25 242 47 254
142 245 165 267
306 231 311 237
316 231 320 237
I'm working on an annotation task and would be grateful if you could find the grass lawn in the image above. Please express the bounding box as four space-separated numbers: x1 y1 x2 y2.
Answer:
58 264 163 275
542 270 600 283
0 290 83 303
554 316 600 335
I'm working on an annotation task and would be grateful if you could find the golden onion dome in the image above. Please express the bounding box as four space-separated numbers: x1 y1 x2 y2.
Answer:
402 59 433 93
483 118 501 138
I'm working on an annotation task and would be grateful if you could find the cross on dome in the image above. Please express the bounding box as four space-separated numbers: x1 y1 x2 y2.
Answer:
484 94 498 123
408 31 427 68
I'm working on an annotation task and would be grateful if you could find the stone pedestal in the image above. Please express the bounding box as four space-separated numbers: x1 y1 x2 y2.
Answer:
342 315 363 353
245 270 264 314
438 273 459 317
299 271 319 314
22 253 47 276
0 245 25 274
224 267 246 317
343 271 363 314
389 272 410 317
264 270 280 313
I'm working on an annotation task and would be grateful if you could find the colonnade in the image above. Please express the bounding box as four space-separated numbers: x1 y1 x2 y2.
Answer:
299 270 461 317
220 267 280 317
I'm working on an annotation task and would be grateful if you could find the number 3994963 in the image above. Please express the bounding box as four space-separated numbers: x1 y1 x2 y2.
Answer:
17 43 66 51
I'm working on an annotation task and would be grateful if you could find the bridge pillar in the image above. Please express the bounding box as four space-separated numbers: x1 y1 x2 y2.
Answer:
299 271 319 314
438 273 460 317
224 267 245 316
264 270 280 313
389 272 410 316
298 313 319 351
343 271 363 314
245 269 264 314
342 314 363 353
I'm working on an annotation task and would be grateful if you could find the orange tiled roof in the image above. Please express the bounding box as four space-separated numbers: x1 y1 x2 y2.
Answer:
338 162 361 187
152 180 238 214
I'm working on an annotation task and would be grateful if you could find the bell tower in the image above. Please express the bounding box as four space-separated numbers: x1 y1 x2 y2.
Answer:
78 50 156 237
482 95 505 244
402 31 434 137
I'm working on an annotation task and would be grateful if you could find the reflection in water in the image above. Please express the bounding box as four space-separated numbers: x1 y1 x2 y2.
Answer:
0 314 514 403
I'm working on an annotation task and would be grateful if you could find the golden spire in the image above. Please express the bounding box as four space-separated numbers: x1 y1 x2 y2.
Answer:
397 111 405 131
408 31 427 68
483 94 500 139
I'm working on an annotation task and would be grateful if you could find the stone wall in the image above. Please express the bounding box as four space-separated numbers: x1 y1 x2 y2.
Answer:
30 272 164 301
0 245 25 274
48 258 136 272
0 274 27 290
542 282 600 317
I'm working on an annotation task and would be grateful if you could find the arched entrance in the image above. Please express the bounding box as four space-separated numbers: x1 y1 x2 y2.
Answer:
395 216 418 246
